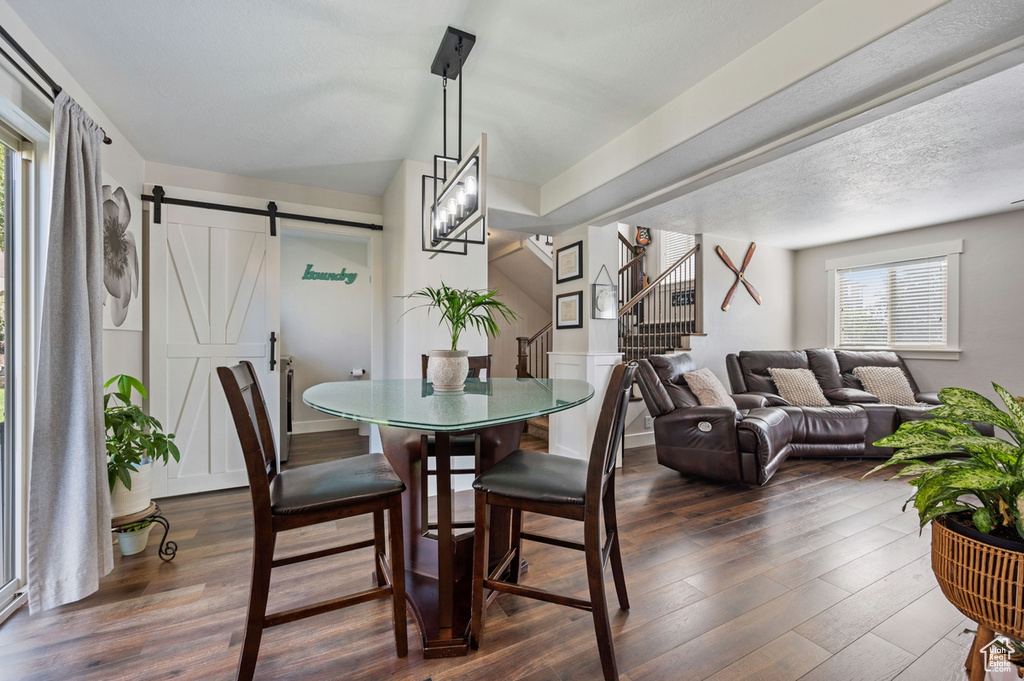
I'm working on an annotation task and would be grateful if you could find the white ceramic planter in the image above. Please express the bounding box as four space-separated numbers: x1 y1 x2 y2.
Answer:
110 460 153 518
116 523 153 556
427 350 469 392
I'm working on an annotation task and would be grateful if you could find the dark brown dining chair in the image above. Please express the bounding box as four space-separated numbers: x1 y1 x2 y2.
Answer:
470 362 637 681
217 361 408 681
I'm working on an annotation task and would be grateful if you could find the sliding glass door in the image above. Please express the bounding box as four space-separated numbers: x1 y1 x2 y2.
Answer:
0 138 14 605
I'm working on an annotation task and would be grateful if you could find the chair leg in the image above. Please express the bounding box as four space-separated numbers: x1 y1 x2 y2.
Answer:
509 508 523 584
584 514 620 681
372 509 387 587
470 489 489 650
602 479 629 610
387 496 408 658
237 531 275 681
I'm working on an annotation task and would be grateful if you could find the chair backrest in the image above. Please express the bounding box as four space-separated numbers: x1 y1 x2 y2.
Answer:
586 362 638 499
217 361 277 515
420 354 492 379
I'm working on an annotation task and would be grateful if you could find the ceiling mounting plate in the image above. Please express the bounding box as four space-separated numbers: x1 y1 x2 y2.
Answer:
430 26 476 79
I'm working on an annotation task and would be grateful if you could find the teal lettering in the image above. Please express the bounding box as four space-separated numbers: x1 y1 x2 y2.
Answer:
301 264 358 284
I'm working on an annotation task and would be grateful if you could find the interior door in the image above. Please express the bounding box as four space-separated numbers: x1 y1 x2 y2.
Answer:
149 201 279 496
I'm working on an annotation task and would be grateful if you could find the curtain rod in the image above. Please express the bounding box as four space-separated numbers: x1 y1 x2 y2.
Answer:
0 22 112 145
142 186 382 236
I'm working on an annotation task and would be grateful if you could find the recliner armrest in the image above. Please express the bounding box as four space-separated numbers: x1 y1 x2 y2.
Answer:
824 387 879 404
653 407 740 453
915 391 940 405
744 391 791 407
737 408 793 486
733 394 768 410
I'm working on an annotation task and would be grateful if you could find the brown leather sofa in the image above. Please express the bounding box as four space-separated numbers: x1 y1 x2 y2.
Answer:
725 349 990 457
635 353 792 485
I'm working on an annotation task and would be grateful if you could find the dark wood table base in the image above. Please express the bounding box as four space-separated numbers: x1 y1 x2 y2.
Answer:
379 422 524 658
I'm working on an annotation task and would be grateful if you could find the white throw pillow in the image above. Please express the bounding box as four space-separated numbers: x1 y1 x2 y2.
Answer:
683 368 737 409
768 367 830 407
853 366 917 406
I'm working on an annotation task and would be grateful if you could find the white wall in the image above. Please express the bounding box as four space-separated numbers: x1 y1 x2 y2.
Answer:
281 231 370 431
381 160 488 380
794 210 1024 400
487 265 548 378
688 233 795 383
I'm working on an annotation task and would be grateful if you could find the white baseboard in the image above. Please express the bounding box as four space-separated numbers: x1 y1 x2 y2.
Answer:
291 419 359 434
625 431 655 449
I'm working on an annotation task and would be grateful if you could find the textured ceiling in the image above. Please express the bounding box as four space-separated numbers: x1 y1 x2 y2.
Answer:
623 61 1024 249
6 0 820 195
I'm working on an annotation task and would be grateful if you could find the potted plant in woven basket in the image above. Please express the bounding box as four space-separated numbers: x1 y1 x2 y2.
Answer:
866 384 1024 680
402 283 517 392
106 374 180 518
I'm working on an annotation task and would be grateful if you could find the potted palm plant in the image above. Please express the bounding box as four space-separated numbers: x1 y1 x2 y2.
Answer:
866 383 1024 679
403 283 518 392
105 374 180 517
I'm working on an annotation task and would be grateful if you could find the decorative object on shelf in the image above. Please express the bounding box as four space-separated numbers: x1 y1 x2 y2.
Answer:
403 283 517 392
591 264 618 320
111 502 177 561
555 240 583 284
635 226 651 247
865 383 1024 681
105 374 180 516
421 26 487 257
716 243 761 311
556 290 584 329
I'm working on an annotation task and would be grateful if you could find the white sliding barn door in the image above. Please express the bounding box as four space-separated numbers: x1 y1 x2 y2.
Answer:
150 203 279 496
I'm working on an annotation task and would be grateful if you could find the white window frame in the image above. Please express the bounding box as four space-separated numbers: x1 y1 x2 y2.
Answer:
825 240 962 360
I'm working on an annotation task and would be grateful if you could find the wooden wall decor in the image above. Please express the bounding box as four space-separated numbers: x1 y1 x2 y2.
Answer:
716 243 762 311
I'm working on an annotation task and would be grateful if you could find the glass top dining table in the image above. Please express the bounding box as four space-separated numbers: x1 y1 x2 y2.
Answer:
302 377 594 432
302 376 595 658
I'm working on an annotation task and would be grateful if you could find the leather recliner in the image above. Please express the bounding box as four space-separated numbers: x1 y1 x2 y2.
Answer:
635 353 792 485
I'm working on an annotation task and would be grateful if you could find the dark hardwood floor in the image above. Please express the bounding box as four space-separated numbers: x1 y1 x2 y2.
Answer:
0 430 977 680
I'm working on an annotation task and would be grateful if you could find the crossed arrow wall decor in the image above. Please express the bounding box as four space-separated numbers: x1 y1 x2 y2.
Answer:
716 243 762 311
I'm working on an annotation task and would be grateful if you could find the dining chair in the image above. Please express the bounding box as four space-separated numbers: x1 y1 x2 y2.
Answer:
420 353 492 381
470 362 637 681
217 361 408 681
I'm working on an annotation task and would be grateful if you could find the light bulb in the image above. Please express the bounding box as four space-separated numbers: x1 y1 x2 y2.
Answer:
465 175 477 197
456 188 466 217
447 198 458 226
438 207 448 234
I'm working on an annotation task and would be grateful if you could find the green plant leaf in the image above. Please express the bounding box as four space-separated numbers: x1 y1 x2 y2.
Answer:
973 507 993 534
947 435 1022 468
873 430 949 449
917 504 976 527
993 383 1024 444
935 387 1015 432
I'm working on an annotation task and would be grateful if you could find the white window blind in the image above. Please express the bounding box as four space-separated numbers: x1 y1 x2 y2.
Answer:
837 256 948 349
661 232 696 281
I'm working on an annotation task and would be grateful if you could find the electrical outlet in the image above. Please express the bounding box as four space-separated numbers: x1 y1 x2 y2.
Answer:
644 415 653 429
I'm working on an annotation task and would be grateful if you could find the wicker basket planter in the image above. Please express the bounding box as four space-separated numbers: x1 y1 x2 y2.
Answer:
931 514 1024 680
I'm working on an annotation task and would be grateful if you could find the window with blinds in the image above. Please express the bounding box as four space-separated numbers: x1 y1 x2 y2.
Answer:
836 256 948 349
661 232 696 281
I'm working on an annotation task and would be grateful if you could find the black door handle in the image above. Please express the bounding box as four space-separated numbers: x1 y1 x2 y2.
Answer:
269 332 277 371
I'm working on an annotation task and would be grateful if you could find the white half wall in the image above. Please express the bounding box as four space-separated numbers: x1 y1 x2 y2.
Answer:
794 210 1024 400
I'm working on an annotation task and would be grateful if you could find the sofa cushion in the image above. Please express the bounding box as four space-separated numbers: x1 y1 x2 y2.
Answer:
853 366 917 406
780 405 867 445
683 368 737 409
648 353 700 409
737 350 809 395
768 368 830 407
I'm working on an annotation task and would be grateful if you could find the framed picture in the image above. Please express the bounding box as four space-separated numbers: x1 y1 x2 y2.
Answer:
592 283 618 319
555 240 583 283
101 175 144 331
556 291 583 329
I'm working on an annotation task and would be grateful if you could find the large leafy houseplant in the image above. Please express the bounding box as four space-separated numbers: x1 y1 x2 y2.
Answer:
105 374 180 492
403 282 518 351
867 383 1024 540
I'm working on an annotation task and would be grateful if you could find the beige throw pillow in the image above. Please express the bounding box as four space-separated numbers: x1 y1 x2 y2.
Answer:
853 366 917 406
682 368 737 409
768 367 830 407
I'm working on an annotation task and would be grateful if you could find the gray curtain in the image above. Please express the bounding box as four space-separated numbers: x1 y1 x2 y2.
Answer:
27 91 111 612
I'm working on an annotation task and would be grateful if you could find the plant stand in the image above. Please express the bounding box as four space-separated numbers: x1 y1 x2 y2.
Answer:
110 501 177 562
